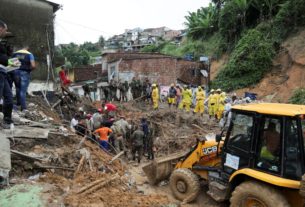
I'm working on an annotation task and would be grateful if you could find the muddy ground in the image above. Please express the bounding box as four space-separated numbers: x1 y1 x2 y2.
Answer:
2 96 225 207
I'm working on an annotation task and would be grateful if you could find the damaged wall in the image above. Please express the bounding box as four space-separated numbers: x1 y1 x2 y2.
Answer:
0 0 59 80
119 58 177 85
103 52 206 85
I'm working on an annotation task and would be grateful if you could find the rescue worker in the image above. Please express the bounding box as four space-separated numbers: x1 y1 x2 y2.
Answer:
93 123 113 151
180 85 192 112
217 92 226 120
208 89 217 119
214 88 222 119
58 66 71 86
12 46 36 111
175 85 182 108
131 125 145 163
193 86 205 115
91 108 103 131
168 83 177 108
130 77 137 99
151 83 159 110
0 20 14 128
140 117 149 154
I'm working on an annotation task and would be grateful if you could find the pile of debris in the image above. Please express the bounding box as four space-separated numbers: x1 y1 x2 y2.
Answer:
1 90 220 206
0 96 176 206
121 103 219 156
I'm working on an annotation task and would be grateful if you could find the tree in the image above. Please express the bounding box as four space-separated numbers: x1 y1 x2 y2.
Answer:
98 35 105 49
57 43 91 67
233 0 251 29
80 41 99 52
184 3 217 40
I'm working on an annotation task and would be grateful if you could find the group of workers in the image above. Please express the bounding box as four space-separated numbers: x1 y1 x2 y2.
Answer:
70 103 155 163
150 83 230 121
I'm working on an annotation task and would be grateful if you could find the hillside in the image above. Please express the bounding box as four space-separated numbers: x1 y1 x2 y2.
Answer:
231 28 305 102
210 27 305 102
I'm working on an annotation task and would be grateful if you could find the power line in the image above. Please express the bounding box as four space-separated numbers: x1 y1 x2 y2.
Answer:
56 18 114 36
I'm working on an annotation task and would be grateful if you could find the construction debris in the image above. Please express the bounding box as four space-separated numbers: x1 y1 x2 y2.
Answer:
0 90 220 206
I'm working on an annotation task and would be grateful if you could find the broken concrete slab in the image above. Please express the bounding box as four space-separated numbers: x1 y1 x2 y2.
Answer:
0 134 11 183
3 126 49 139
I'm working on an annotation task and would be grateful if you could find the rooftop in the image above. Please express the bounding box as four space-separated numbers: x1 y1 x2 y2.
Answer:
232 103 305 116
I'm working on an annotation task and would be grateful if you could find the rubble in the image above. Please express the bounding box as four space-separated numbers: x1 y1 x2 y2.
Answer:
0 90 219 206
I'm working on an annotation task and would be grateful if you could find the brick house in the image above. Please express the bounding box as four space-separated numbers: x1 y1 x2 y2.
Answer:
101 52 207 86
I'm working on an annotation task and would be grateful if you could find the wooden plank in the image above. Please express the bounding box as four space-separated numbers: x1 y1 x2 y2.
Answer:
3 127 49 139
0 134 11 180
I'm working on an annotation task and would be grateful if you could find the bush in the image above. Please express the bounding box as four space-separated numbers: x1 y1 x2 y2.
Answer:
272 0 305 42
289 88 305 105
212 29 275 91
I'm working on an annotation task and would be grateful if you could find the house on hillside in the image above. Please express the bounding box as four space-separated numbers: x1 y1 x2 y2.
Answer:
101 52 207 86
0 0 60 81
104 27 184 52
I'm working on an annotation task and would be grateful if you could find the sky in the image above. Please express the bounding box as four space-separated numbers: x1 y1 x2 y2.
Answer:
52 0 210 45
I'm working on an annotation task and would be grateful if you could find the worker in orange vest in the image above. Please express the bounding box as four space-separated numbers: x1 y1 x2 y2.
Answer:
93 123 113 151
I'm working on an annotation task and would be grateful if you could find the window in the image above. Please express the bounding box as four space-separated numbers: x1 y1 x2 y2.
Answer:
284 118 302 179
223 113 253 173
227 113 253 152
256 117 282 174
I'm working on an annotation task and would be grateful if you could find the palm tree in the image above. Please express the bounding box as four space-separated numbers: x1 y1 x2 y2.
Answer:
233 0 251 29
185 3 217 40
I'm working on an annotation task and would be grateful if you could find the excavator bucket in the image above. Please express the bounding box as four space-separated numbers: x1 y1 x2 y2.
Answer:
142 152 187 185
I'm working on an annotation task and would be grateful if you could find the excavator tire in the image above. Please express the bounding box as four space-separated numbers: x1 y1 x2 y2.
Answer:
230 181 289 207
169 168 200 202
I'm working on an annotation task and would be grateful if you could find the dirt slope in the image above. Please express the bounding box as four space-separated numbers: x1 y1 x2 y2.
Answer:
211 28 305 103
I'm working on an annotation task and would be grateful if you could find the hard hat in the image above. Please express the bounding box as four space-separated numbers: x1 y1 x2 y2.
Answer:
170 83 174 87
152 83 156 87
210 89 215 92
221 92 226 96
198 86 202 90
216 88 221 92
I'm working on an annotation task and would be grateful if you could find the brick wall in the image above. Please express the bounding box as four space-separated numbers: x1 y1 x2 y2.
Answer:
103 52 172 63
70 64 102 82
103 52 207 86
119 58 177 85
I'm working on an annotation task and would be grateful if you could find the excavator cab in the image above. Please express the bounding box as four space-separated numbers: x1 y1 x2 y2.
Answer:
143 103 305 206
212 105 305 206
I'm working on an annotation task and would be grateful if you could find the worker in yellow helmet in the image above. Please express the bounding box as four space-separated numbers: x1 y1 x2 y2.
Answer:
208 89 217 118
217 92 226 120
151 84 159 110
194 86 205 115
214 88 222 119
180 85 192 112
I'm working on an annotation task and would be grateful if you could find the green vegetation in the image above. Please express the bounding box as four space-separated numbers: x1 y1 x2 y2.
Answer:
181 0 305 91
212 29 275 90
289 88 305 105
55 38 104 67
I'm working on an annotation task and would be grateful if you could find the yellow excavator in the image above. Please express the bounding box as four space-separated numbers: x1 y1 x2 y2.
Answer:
143 103 305 206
